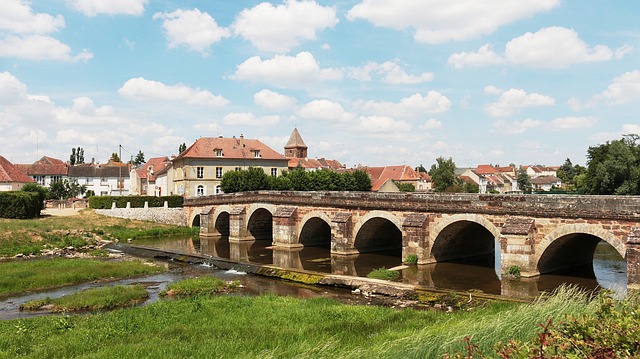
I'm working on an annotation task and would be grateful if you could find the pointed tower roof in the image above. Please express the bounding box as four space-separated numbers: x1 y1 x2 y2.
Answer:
284 128 307 149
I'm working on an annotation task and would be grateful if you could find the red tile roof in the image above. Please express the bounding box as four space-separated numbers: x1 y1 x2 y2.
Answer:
0 156 35 184
175 136 288 161
363 165 420 191
137 157 170 181
16 156 69 176
288 157 344 170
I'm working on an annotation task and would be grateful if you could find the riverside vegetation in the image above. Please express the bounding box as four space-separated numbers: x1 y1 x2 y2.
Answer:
1 211 639 357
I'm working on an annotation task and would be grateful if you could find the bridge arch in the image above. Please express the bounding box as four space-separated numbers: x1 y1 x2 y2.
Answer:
211 205 232 236
535 224 625 275
298 211 332 247
430 214 501 263
353 211 403 253
246 204 275 240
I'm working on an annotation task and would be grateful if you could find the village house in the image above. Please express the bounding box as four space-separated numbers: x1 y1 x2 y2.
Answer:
16 156 69 187
531 175 562 191
284 128 344 171
362 165 421 192
129 157 172 196
68 160 131 196
0 156 35 191
171 134 289 197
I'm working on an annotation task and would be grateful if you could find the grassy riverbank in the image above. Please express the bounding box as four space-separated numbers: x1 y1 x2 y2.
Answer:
0 287 610 358
0 210 197 257
19 285 149 313
0 258 164 298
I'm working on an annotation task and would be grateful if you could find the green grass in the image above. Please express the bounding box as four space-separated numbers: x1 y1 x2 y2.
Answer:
367 267 401 280
0 258 164 298
161 276 240 297
19 285 149 312
104 225 199 241
0 286 597 358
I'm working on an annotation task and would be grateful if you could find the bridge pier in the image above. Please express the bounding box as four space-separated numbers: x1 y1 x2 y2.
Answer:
331 212 358 255
500 217 538 277
229 206 251 241
402 213 430 264
272 206 302 249
626 228 640 290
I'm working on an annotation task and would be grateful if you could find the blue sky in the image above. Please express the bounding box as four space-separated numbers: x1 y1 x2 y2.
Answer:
1 0 639 168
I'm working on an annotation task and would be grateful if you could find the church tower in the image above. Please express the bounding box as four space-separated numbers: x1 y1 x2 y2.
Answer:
284 128 308 158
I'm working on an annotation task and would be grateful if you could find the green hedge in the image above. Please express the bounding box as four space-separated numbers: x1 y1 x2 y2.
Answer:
0 191 42 219
88 196 184 209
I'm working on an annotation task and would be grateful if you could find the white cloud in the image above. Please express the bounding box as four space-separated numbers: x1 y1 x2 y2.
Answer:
549 116 596 131
347 0 559 44
253 89 296 111
232 0 338 53
623 124 640 134
0 34 93 62
230 52 343 89
485 88 555 117
598 70 640 105
615 44 634 59
153 9 231 55
223 112 280 127
448 44 504 69
119 77 229 107
54 97 122 126
505 27 614 68
296 100 354 123
0 0 65 34
419 119 442 130
349 60 433 84
494 118 543 134
355 91 451 118
67 0 147 17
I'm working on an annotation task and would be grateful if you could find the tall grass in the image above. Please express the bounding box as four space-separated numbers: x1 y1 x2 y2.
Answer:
20 285 149 312
0 287 597 358
0 258 164 297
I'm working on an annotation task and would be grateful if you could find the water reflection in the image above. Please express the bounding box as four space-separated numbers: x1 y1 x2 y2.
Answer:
137 236 627 299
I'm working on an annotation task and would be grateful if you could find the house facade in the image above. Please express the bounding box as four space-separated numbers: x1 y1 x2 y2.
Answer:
0 156 35 191
68 161 131 196
130 157 171 196
16 156 69 187
171 135 289 197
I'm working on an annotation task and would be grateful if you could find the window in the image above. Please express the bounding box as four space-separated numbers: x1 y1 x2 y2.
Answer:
52 176 61 183
216 149 223 157
253 150 260 158
196 185 204 196
271 168 277 177
86 178 93 184
100 177 108 185
197 167 204 178
215 185 223 194
235 167 242 172
216 167 223 178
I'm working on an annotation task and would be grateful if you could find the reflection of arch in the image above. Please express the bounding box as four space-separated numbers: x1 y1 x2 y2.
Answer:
536 224 625 275
431 214 500 264
298 211 332 247
353 211 402 253
247 206 273 240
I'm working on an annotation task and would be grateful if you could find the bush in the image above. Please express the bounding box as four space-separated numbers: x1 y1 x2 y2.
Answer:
0 191 41 219
89 195 183 209
404 254 418 264
366 267 400 281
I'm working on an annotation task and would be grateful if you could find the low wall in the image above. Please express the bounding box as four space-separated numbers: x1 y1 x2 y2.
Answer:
96 208 187 226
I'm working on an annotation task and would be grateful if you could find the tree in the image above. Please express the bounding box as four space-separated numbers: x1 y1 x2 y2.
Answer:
131 150 145 166
21 183 48 211
351 169 372 191
517 168 532 193
178 143 187 154
584 135 640 195
69 147 85 165
110 152 121 163
395 182 415 192
415 164 427 173
48 179 86 200
428 157 457 192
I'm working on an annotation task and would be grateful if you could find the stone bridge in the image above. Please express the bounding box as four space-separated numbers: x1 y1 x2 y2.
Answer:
184 191 640 288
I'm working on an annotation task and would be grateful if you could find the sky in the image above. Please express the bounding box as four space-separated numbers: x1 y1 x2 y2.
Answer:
1 0 640 169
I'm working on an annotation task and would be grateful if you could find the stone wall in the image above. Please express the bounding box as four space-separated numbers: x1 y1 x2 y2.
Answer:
96 207 187 226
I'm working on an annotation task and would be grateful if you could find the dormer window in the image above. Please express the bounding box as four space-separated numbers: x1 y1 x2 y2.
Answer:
215 149 223 157
253 150 260 158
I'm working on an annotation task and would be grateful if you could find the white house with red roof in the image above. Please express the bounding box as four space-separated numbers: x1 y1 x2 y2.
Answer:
16 156 69 187
0 156 35 191
130 157 172 196
171 134 289 197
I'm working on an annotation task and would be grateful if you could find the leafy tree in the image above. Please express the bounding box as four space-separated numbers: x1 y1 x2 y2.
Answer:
69 147 85 165
428 157 457 192
21 183 48 211
584 135 640 195
517 168 532 193
351 169 372 191
415 164 427 173
178 143 187 154
110 152 121 163
48 179 86 200
220 167 270 193
130 150 145 166
395 182 415 192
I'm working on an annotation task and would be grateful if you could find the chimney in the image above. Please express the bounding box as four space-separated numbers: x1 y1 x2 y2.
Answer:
240 134 244 148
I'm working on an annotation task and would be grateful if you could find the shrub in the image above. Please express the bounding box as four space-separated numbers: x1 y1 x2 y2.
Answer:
0 191 41 219
404 254 418 264
89 195 183 209
507 265 521 277
367 267 400 281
